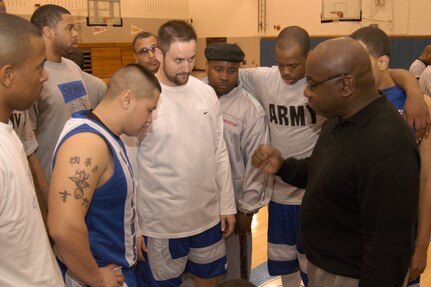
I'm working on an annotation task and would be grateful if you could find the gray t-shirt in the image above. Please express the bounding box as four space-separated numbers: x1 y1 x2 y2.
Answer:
240 66 325 205
82 71 106 109
10 110 38 157
29 58 92 181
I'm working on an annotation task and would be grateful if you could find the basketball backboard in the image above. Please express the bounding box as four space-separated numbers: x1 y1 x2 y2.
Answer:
321 0 362 23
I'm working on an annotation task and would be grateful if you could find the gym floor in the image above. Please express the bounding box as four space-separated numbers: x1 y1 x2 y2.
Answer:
250 207 431 286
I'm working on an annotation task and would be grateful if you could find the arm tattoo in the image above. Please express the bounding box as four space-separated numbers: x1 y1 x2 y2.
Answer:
61 155 97 207
69 156 80 164
69 156 97 173
58 190 89 208
68 169 90 199
82 197 90 208
59 190 72 202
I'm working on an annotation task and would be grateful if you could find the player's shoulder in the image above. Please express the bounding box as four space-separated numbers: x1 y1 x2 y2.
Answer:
241 66 274 77
190 75 213 89
57 130 111 168
62 57 84 72
238 87 266 114
189 76 218 98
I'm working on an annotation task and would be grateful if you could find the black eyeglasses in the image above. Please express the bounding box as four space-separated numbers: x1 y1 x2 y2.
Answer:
306 74 346 91
137 46 157 56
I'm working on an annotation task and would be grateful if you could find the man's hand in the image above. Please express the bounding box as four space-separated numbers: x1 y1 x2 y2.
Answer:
251 144 284 174
234 212 253 236
136 235 147 261
408 243 429 281
404 94 431 142
96 264 124 287
220 214 236 238
388 68 431 141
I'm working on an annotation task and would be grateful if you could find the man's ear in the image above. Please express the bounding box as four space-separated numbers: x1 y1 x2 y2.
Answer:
133 46 139 63
340 75 355 98
42 26 52 39
120 89 133 109
0 65 15 88
205 60 210 74
377 55 389 71
155 47 163 63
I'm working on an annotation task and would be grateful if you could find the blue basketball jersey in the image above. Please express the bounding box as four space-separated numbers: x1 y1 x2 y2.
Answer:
53 110 137 268
383 86 406 113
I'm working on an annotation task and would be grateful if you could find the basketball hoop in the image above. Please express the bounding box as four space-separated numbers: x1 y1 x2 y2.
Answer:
330 11 344 22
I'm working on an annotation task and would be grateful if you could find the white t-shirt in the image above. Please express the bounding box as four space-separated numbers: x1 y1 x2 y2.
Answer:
0 122 64 286
240 66 325 205
409 59 427 79
137 76 236 238
202 78 271 213
419 65 431 96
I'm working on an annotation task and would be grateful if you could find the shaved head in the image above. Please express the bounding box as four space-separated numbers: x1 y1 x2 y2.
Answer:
350 26 391 58
307 37 374 86
305 37 378 119
276 26 310 56
0 14 43 68
106 64 161 100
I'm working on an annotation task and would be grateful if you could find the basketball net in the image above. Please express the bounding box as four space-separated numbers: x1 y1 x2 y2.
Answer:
103 17 115 26
329 11 344 23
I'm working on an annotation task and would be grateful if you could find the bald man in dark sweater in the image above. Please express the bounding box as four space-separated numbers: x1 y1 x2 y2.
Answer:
252 37 420 287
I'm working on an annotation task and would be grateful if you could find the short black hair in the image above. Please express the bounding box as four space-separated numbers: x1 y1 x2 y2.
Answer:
157 20 196 54
350 26 391 58
106 64 161 101
31 4 71 30
0 13 42 67
276 26 310 56
132 32 157 52
128 63 162 93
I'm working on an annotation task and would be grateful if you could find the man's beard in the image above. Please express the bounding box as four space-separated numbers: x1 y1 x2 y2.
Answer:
164 67 190 86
